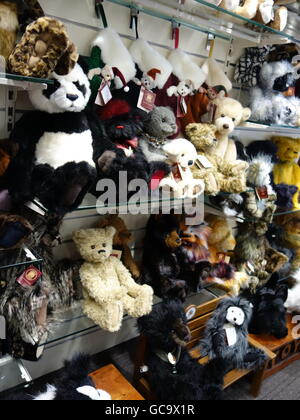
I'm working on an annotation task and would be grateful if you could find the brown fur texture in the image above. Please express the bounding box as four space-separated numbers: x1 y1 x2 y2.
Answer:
97 215 140 280
206 215 236 263
280 215 300 270
8 17 78 78
0 2 18 61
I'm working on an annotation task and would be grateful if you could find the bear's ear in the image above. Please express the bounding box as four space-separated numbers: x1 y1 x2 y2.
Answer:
105 226 116 239
73 230 88 243
241 107 251 122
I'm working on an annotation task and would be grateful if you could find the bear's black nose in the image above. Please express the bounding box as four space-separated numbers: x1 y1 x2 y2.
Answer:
188 160 193 166
67 94 79 102
233 318 237 322
98 250 105 254
223 124 229 130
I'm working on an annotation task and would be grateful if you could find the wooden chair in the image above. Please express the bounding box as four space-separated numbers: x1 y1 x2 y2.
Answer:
249 314 300 396
133 296 276 399
90 364 144 400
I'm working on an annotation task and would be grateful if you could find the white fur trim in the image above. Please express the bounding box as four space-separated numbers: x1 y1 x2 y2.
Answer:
202 58 232 92
35 131 96 169
76 386 112 400
92 28 136 88
33 385 57 400
130 39 173 89
168 49 206 89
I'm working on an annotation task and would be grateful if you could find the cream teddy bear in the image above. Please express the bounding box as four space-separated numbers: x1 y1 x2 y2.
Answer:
186 123 249 195
73 227 153 333
159 138 205 199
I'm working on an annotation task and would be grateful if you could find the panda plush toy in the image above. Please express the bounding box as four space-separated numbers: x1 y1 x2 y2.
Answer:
6 60 105 215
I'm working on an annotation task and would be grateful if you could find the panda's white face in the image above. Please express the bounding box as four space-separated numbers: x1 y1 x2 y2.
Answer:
226 306 245 326
29 64 91 114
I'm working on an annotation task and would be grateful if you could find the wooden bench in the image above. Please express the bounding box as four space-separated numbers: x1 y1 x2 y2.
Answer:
133 296 276 399
90 364 144 400
249 314 300 396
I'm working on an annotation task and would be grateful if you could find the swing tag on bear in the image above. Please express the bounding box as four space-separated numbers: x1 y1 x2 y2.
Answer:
171 164 185 183
256 186 268 200
110 249 122 260
224 324 237 347
137 87 156 112
95 81 112 106
196 155 213 169
176 97 187 118
168 353 177 365
16 266 42 288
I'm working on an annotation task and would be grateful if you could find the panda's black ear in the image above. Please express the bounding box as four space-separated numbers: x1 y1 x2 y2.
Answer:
78 56 89 75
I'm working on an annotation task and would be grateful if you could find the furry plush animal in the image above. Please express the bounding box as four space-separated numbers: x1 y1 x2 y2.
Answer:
220 0 259 19
206 215 236 263
249 276 288 339
266 223 295 278
8 17 78 78
280 215 300 270
234 221 289 288
95 100 170 195
250 61 300 126
140 107 178 163
272 136 300 210
141 215 188 302
185 123 248 195
159 138 205 199
97 215 140 280
0 1 18 63
73 227 153 333
201 297 267 370
285 269 300 314
254 0 290 31
167 80 195 97
7 62 98 215
7 354 111 400
138 300 226 401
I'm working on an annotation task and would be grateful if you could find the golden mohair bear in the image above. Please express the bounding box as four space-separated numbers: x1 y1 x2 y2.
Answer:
186 123 248 195
73 227 153 333
272 136 300 211
0 2 18 63
205 215 236 263
97 215 140 280
8 17 78 79
280 215 300 270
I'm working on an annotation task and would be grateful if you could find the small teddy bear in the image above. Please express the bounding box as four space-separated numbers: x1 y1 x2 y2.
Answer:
140 107 178 163
159 139 205 199
186 123 248 195
201 297 267 370
167 80 195 98
73 227 153 333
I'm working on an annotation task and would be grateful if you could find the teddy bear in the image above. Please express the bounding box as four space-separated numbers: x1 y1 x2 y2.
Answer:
201 297 267 370
159 138 205 199
8 17 78 79
254 0 291 31
220 0 259 19
139 107 178 164
141 214 188 302
250 61 300 127
272 136 300 210
0 0 44 68
132 68 162 91
73 226 153 333
97 215 140 280
167 80 195 98
185 123 248 195
206 215 236 263
280 215 300 270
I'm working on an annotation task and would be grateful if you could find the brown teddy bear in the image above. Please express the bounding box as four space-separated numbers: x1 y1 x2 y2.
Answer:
186 123 248 195
8 17 78 78
206 215 236 263
97 215 140 280
280 215 300 270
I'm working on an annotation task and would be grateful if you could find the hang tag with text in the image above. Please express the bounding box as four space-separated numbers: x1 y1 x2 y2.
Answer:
195 155 213 169
217 253 231 264
95 81 112 106
137 86 156 112
16 266 42 288
110 249 122 260
171 164 185 183
176 97 187 118
224 324 237 347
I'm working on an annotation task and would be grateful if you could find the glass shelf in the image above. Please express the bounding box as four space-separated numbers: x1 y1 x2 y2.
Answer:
236 121 300 136
0 356 31 394
0 247 42 271
0 72 53 91
192 0 300 43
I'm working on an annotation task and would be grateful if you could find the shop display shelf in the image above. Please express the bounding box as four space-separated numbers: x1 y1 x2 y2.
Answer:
236 122 300 136
39 289 220 348
0 356 32 394
0 247 42 271
0 73 53 91
192 0 300 43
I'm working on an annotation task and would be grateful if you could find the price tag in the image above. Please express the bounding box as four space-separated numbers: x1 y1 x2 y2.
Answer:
224 324 237 347
196 155 213 169
95 81 112 106
137 86 156 112
16 266 42 288
256 186 268 200
110 249 122 260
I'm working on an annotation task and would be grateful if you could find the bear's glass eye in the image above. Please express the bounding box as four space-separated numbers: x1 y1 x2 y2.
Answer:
162 119 166 123
91 245 96 250
221 114 225 118
181 154 185 157
102 243 106 247
232 118 236 122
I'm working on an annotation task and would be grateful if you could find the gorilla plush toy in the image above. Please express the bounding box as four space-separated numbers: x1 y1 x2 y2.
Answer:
6 60 103 215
